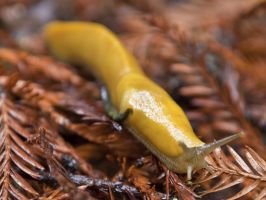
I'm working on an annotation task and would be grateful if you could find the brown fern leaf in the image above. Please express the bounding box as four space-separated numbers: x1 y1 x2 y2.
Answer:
231 2 266 132
194 146 266 199
0 92 45 199
0 48 98 93
0 76 114 198
0 73 145 158
27 128 139 199
199 40 266 134
4 77 104 178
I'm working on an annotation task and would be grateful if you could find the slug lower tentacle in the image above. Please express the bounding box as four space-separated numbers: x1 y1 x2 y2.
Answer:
44 21 243 179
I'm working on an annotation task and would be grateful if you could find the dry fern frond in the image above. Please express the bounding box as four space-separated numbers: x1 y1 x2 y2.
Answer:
28 129 146 199
0 92 45 199
231 1 266 132
0 48 97 89
4 77 104 178
5 75 144 157
0 74 101 199
194 146 266 199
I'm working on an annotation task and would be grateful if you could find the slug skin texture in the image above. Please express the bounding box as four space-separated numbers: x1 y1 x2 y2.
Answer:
44 21 242 177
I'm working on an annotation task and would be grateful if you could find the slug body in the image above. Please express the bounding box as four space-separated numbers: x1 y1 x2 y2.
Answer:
44 22 242 177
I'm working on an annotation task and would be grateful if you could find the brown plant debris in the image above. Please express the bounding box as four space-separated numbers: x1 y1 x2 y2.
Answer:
0 93 42 199
194 146 266 199
0 0 265 199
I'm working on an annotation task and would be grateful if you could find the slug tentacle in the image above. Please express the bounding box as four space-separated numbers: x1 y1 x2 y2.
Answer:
175 132 244 180
195 131 245 157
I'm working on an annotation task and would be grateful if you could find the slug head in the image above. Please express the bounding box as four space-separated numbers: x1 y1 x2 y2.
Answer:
172 132 244 180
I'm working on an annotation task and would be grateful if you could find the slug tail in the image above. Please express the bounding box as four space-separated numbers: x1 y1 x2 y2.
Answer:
196 131 245 157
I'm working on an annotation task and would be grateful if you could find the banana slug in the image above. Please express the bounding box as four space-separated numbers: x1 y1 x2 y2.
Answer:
44 22 243 179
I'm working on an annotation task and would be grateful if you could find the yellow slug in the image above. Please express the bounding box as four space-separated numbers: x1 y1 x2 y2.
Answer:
44 21 243 179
